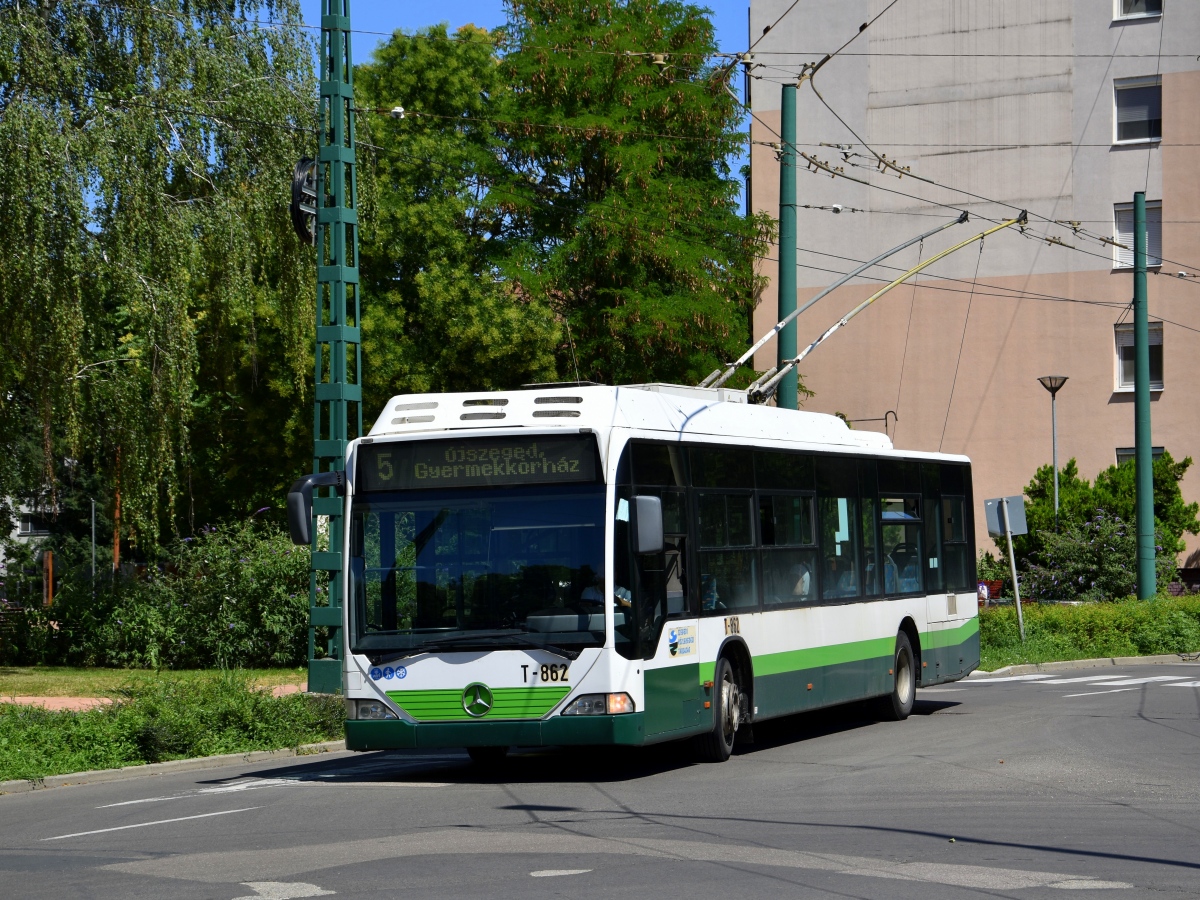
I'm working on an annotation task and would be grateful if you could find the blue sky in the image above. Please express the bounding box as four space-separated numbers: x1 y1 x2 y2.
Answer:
298 1 752 65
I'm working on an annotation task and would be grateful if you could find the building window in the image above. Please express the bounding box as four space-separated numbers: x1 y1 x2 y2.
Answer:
1115 0 1162 19
1115 77 1162 143
1113 201 1162 268
1114 322 1164 391
1115 446 1164 466
18 514 50 536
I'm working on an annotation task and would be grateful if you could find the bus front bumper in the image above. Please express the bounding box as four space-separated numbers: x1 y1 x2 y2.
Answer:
345 713 646 750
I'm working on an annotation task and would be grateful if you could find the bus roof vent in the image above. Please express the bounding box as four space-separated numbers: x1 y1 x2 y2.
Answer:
393 401 438 412
532 410 581 418
461 412 506 420
534 396 582 404
463 398 509 407
392 415 435 425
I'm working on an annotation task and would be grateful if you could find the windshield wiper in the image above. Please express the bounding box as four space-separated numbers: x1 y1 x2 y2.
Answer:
417 633 582 660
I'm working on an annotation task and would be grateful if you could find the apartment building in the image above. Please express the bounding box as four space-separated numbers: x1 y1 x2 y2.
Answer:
747 0 1200 563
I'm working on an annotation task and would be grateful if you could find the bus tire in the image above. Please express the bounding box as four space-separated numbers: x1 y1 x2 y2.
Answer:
881 631 916 721
466 745 508 766
695 657 740 763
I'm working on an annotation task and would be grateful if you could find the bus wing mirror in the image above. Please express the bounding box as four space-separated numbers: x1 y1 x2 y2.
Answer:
287 471 346 546
633 495 664 555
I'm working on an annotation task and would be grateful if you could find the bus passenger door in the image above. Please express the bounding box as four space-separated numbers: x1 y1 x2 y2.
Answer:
641 534 703 738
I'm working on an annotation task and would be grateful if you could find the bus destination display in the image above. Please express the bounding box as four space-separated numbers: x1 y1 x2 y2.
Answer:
358 436 597 491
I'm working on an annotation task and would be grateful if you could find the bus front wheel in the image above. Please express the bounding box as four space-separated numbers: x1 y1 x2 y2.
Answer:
880 632 916 721
695 657 740 763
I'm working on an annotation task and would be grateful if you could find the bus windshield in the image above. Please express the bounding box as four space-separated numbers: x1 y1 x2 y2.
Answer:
349 484 606 661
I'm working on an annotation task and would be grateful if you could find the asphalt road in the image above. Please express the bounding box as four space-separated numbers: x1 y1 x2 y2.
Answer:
3 662 1200 900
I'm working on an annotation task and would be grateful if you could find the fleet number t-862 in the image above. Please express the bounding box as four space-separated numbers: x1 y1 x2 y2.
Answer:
521 664 569 683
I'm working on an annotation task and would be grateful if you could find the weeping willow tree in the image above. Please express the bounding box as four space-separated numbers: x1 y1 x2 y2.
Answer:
0 0 316 557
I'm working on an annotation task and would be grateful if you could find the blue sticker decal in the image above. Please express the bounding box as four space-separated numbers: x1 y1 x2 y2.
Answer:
382 666 395 680
396 666 407 680
668 629 677 643
369 667 383 681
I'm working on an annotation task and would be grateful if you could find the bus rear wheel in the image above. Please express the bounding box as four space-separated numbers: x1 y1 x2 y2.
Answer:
695 657 740 763
880 632 916 721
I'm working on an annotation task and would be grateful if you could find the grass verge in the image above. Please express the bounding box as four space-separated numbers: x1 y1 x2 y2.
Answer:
0 670 342 782
979 596 1200 670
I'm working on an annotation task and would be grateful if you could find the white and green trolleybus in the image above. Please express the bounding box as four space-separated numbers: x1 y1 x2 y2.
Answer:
288 383 980 762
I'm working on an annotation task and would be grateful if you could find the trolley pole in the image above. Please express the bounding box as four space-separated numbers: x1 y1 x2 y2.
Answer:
776 83 798 410
1133 192 1155 599
308 0 363 693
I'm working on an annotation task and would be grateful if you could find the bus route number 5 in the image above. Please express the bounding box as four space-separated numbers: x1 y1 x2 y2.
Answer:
376 452 393 482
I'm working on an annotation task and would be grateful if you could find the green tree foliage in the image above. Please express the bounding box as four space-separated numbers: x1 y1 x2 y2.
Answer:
495 0 775 385
2 520 309 668
1021 511 1178 603
0 0 316 549
1009 454 1199 594
356 24 559 414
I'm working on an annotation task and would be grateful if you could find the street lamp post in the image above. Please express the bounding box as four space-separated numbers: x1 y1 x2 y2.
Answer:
1038 376 1068 530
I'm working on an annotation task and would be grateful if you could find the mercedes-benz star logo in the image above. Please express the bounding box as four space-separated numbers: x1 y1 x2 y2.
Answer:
462 683 493 718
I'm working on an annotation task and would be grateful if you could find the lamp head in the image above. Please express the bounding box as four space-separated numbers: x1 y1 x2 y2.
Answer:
1038 375 1068 395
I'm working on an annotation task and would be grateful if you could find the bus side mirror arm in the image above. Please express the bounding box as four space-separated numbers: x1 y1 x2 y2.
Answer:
633 495 664 555
287 471 346 546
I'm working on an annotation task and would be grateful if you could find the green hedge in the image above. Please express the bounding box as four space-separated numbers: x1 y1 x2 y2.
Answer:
979 596 1200 670
0 671 344 782
1 521 311 668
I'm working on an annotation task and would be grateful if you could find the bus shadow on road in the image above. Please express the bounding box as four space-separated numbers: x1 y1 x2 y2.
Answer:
214 698 963 787
736 698 962 755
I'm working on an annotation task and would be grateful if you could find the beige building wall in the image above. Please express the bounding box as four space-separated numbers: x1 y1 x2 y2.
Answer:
748 0 1200 564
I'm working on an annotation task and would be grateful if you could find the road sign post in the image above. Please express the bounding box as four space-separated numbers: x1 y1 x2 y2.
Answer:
986 495 1028 642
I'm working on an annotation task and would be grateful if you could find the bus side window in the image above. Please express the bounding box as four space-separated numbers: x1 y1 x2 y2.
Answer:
697 492 758 614
817 457 861 601
881 497 923 594
759 494 818 606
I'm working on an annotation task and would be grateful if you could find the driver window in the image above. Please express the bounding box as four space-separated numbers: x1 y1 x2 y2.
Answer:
881 497 923 594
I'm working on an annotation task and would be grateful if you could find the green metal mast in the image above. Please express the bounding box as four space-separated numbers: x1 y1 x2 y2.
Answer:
1133 192 1155 599
777 83 798 410
308 0 362 694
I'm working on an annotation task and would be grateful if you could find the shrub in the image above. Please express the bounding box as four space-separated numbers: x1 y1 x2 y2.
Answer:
979 596 1200 670
1021 511 1178 603
0 670 344 781
0 521 310 668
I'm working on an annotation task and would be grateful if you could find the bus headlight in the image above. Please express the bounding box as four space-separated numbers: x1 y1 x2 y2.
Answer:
561 693 636 716
354 699 398 720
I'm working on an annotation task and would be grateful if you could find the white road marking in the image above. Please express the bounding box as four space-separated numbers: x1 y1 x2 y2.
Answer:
94 777 448 809
1062 688 1140 699
103 828 1132 890
231 882 334 899
42 807 259 841
1166 681 1200 687
1094 676 1189 686
1038 675 1126 685
918 688 964 693
530 869 592 877
968 674 1055 683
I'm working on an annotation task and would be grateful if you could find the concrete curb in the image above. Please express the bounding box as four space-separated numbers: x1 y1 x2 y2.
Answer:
971 653 1200 677
0 739 347 797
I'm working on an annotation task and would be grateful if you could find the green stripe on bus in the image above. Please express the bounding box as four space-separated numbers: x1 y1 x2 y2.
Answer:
386 686 570 722
697 616 980 683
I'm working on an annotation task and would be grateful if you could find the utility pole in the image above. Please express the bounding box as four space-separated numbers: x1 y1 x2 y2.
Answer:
308 0 363 693
1133 192 1155 599
776 83 798 410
